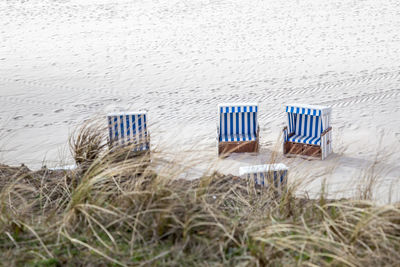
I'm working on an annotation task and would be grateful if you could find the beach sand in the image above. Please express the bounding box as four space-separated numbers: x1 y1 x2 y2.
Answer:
1 0 399 201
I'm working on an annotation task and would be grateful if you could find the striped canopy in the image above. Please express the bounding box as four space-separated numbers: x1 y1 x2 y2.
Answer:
239 163 288 175
218 103 258 142
285 104 331 116
219 103 258 113
107 112 149 151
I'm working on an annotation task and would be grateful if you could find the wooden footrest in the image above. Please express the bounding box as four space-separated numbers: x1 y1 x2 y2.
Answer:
218 140 259 155
284 142 321 158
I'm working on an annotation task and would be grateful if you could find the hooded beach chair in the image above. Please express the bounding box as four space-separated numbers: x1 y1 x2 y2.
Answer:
282 104 332 160
239 163 288 192
107 112 150 153
217 103 259 155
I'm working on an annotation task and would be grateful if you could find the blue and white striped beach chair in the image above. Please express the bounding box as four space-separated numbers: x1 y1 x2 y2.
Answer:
107 112 150 153
217 103 259 155
283 104 332 160
239 163 288 192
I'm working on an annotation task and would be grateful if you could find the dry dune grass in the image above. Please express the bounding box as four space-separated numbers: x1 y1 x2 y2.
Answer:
0 121 399 266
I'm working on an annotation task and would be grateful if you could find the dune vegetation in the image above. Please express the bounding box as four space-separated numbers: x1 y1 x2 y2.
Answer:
0 121 399 266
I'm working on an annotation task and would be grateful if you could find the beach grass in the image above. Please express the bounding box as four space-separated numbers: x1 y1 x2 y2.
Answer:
0 121 399 266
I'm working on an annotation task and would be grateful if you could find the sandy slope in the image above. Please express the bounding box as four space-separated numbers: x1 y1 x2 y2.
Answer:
0 0 399 200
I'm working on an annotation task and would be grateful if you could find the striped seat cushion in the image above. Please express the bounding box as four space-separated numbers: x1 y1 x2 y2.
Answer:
288 134 321 145
286 111 323 146
220 133 257 142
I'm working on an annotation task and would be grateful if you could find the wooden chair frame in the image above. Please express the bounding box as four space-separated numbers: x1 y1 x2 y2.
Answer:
218 127 260 156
